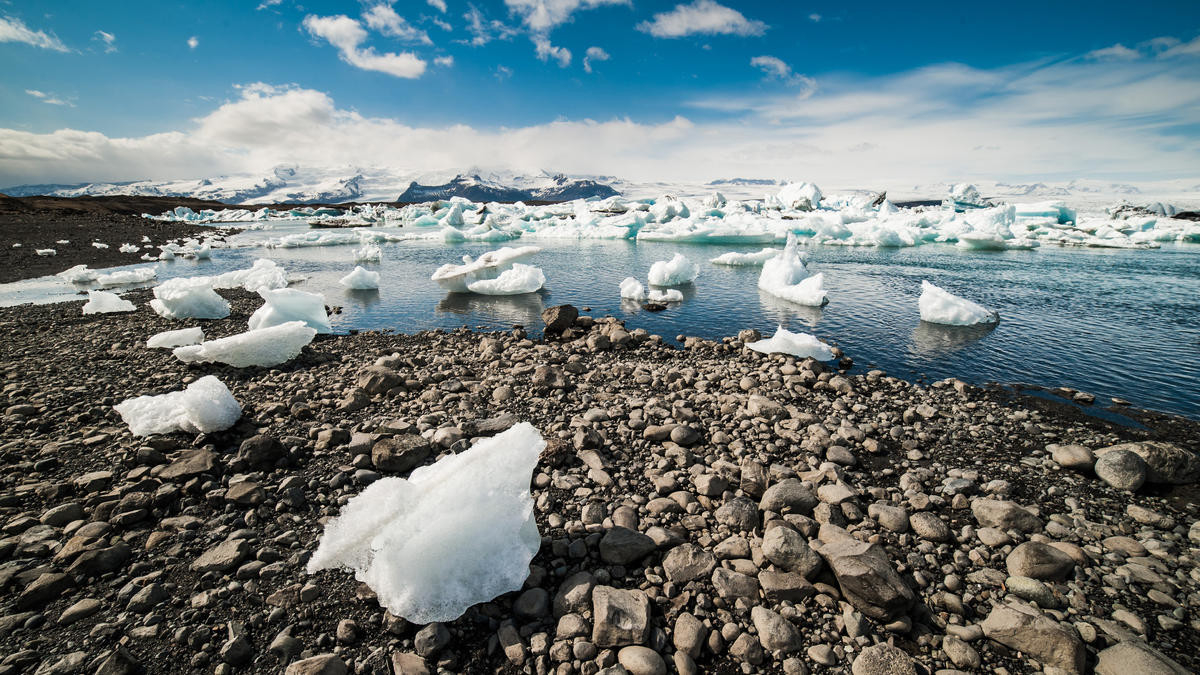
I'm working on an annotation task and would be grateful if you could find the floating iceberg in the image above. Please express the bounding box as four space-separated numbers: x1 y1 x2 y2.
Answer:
248 288 331 333
147 327 205 349
173 321 317 368
113 375 242 436
210 259 289 293
758 235 827 306
57 265 99 284
647 253 699 286
96 267 158 287
648 288 684 303
466 263 544 295
341 266 381 290
777 182 823 211
82 291 136 314
619 277 646 301
149 277 231 320
355 244 382 262
307 422 545 624
710 248 780 266
747 326 834 360
431 246 542 293
918 280 998 326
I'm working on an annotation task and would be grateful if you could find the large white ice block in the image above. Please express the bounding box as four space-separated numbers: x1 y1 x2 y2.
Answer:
777 182 823 210
747 326 834 360
149 277 231 320
82 291 136 314
466 263 544 295
340 266 381 290
758 234 826 305
113 375 242 436
431 246 542 293
96 267 157 287
248 288 331 333
647 288 684 303
619 277 646 301
918 280 998 326
307 422 545 624
210 259 289 293
147 327 205 349
173 321 317 368
57 265 99 284
647 253 699 286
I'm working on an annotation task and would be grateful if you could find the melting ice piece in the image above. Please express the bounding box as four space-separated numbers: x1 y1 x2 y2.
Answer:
82 291 136 314
758 234 827 306
647 253 699 286
57 265 99 284
747 326 834 360
113 375 241 436
149 277 231 320
210 259 289 293
619 277 646 301
92 242 109 249
466 263 544 295
647 288 683 303
918 281 998 326
96 266 157 287
35 249 55 256
147 327 205 349
341 266 381 290
173 321 317 368
307 422 545 624
355 244 382 262
767 273 828 307
777 182 823 211
431 246 542 292
248 288 331 333
119 243 139 253
710 248 780 266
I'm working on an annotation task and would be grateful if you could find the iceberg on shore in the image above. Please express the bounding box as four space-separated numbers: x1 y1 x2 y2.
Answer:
918 280 998 326
431 246 543 293
747 326 835 360
466 263 544 295
710 248 780 266
149 277 231 320
307 422 545 624
340 266 381 290
57 265 99 284
147 327 205 349
647 253 699 286
96 266 157 287
210 259 289 293
82 291 136 314
248 288 331 333
113 375 242 436
173 321 317 368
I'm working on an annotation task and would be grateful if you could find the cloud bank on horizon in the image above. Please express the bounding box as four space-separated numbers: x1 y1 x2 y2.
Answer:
0 2 1198 188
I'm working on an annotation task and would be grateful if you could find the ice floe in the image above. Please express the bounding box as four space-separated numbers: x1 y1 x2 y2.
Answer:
647 288 683 303
82 291 135 314
619 277 646 301
747 326 835 360
173 321 317 368
210 259 289 293
340 266 381 290
248 288 330 333
147 327 205 349
647 253 699 286
113 375 241 436
354 244 382 262
149 277 231 320
710 248 780 266
96 267 157 288
307 422 544 624
466 263 545 295
918 280 998 326
758 235 828 306
431 246 542 293
57 265 99 284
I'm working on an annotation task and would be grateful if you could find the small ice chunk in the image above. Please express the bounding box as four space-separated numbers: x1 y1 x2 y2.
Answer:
113 375 241 436
918 280 998 326
355 244 382 262
647 253 699 286
307 422 545 624
173 321 317 368
193 243 212 259
92 242 109 249
647 288 683 302
97 266 157 287
340 266 381 290
747 325 834 360
35 248 56 256
431 245 542 292
158 247 176 260
210 259 288 293
619 277 646 301
767 272 828 307
57 265 98 284
147 327 205 348
466 263 544 295
758 234 826 305
149 277 231 320
248 288 331 333
56 240 69 244
82 291 136 314
119 243 139 253
710 248 779 266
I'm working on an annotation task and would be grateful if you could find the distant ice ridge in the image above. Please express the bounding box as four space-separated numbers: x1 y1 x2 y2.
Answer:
147 327 204 349
113 375 241 436
340 266 381 290
466 263 545 295
432 246 542 293
307 422 544 623
758 234 828 307
173 321 317 368
82 291 135 314
918 281 999 326
647 253 699 286
747 326 835 360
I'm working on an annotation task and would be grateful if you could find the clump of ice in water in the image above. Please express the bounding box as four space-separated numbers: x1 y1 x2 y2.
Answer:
747 326 835 360
147 327 205 349
57 265 99 284
96 267 157 287
113 375 241 436
149 277 231 320
758 234 828 306
647 253 699 286
355 244 382 262
248 288 330 333
173 321 317 368
466 264 544 295
619 277 646 301
341 266 381 290
307 422 545 624
918 281 998 326
82 291 136 314
648 288 683 303
710 248 779 266
210 259 289 293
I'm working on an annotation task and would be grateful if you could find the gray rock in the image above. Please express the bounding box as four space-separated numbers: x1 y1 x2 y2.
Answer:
16 572 73 610
414 623 450 657
236 435 282 467
160 449 218 480
554 571 596 615
942 635 980 670
751 606 802 653
1094 449 1147 491
1005 575 1060 608
816 531 914 621
868 503 910 533
971 499 1042 533
981 601 1085 674
1006 542 1075 581
599 527 657 565
759 570 816 603
39 502 83 526
285 654 348 675
761 527 822 578
58 598 101 625
372 434 432 473
851 643 917 675
1095 641 1190 675
662 544 716 582
711 568 760 600
542 305 579 333
908 512 951 542
714 497 759 531
514 587 550 618
617 646 666 675
1096 441 1199 484
673 613 706 658
357 365 403 394
592 586 651 647
1050 444 1095 472
191 539 250 574
759 479 818 515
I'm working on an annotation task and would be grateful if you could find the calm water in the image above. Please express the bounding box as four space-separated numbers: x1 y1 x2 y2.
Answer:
5 221 1199 417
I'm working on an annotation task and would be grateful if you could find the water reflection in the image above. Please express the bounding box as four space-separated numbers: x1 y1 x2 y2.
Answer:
758 290 824 328
436 290 547 326
909 320 998 357
342 288 382 307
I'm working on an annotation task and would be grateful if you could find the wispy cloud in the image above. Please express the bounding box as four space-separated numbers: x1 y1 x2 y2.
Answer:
495 65 513 80
749 55 815 92
0 15 69 52
532 35 570 67
637 0 767 39
427 0 448 11
583 46 609 73
363 4 433 45
25 89 75 107
434 55 453 67
93 30 117 54
503 1 628 66
302 14 427 78
187 36 199 49
461 4 518 46
1086 44 1138 61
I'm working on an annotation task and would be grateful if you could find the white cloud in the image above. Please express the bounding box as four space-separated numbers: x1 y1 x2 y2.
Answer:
1086 44 1139 61
363 4 433 45
187 36 199 49
749 55 816 92
25 89 74 107
462 5 518 46
0 15 69 52
583 45 609 73
303 14 427 79
434 55 454 66
637 0 766 39
257 0 284 9
94 30 117 53
504 0 629 33
809 13 821 22
532 35 570 67
1158 35 1200 59
428 0 448 11
495 65 513 80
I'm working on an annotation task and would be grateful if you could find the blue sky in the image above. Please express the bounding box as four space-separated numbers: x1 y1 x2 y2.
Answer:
1 1 1199 186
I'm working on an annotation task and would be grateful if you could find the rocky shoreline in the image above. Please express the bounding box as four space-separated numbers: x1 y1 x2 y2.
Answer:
1 289 1197 674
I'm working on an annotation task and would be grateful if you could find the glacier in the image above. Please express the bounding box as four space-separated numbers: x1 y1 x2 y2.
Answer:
113 375 242 436
918 281 999 326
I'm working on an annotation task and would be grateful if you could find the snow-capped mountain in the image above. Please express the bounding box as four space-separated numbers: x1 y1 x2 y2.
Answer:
397 173 619 203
